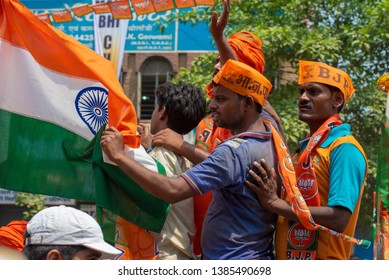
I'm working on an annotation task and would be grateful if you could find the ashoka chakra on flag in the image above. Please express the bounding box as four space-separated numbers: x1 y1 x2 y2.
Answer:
75 86 108 135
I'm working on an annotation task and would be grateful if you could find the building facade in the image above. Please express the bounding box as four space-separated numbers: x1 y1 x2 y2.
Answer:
121 52 203 121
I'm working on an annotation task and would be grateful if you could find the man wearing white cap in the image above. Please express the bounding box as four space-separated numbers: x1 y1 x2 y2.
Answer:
22 205 122 260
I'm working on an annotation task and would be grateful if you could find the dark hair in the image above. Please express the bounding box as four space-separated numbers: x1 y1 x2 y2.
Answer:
155 81 206 134
22 245 86 260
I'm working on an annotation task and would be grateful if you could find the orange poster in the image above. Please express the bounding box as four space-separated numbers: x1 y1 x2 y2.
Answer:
130 0 156 15
36 13 51 25
91 2 111 14
109 1 133 19
50 9 73 23
194 0 215 6
174 0 196 8
71 4 94 18
151 0 175 12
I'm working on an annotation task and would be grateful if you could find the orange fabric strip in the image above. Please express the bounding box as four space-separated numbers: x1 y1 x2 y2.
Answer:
296 114 342 206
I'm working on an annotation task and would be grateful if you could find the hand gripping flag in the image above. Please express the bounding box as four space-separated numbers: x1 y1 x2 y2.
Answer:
0 0 169 240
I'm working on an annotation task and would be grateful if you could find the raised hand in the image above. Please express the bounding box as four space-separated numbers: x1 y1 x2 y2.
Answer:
210 0 230 41
137 123 152 150
152 128 185 155
101 126 125 162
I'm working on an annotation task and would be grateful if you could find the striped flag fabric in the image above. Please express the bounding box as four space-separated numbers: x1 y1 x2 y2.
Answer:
0 0 169 233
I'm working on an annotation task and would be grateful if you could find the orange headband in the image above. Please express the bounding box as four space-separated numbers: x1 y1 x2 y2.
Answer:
213 59 272 106
298 60 355 104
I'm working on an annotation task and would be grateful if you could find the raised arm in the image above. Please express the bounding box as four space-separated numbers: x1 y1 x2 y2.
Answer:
210 0 237 65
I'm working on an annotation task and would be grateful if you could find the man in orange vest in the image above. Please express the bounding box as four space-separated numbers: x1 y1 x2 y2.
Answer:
246 60 367 260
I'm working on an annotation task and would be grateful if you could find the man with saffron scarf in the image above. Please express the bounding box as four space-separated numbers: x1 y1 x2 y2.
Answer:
101 59 281 260
246 61 367 260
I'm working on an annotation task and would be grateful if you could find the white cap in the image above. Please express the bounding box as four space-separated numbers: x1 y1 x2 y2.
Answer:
25 205 122 259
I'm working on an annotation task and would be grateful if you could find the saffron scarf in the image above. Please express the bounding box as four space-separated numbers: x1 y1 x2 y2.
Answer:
296 114 342 206
0 220 27 252
288 114 341 259
264 116 370 260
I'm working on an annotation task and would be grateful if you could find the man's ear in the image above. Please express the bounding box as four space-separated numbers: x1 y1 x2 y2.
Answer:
46 249 64 260
159 105 167 120
243 96 255 111
333 91 344 109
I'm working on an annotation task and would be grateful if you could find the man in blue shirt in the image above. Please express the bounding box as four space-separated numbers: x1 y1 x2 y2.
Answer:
101 60 280 259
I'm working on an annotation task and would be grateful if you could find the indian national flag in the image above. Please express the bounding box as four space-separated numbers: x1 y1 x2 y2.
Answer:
0 0 169 239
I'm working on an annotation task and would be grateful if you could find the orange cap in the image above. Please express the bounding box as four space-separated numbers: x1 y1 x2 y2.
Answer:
298 60 355 104
377 74 389 93
213 59 272 106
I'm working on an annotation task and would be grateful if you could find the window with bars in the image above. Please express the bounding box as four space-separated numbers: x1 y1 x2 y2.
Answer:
139 57 173 120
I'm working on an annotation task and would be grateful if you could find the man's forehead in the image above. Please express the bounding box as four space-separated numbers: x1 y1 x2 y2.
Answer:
213 84 236 96
298 82 327 90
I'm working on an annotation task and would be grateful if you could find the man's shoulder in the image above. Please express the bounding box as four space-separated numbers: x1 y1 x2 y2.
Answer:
223 137 247 149
322 123 353 147
328 134 366 158
150 146 185 162
150 146 192 175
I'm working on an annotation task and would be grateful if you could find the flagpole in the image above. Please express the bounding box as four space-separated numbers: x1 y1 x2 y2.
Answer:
376 74 389 259
373 191 379 259
382 91 389 260
386 93 389 118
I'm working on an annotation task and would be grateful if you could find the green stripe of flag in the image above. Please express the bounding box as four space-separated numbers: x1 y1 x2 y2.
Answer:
0 109 95 200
